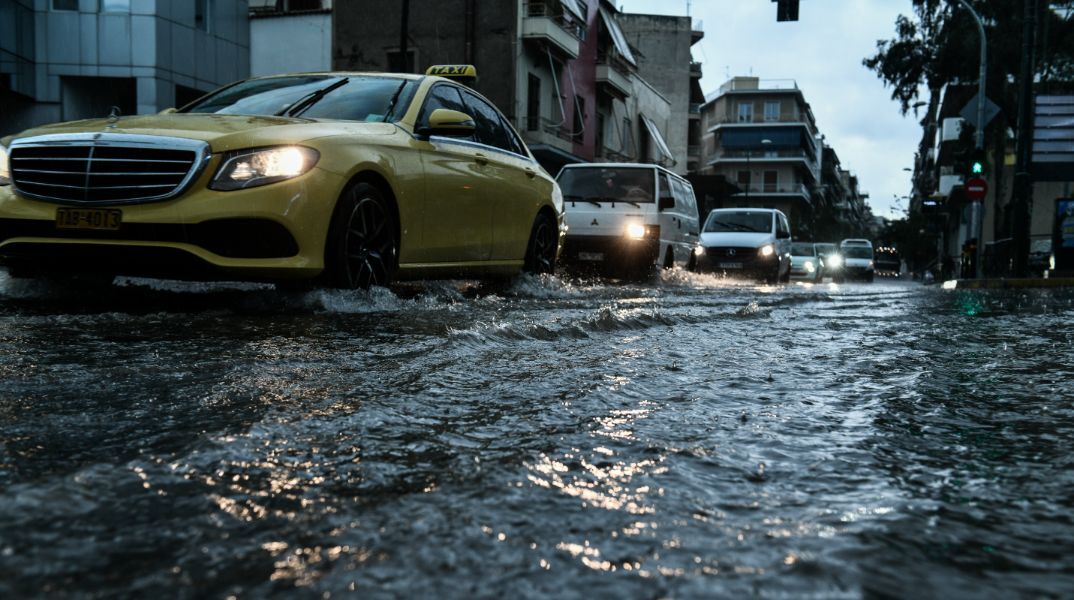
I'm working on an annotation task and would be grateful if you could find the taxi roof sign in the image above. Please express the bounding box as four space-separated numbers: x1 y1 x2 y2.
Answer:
426 64 478 87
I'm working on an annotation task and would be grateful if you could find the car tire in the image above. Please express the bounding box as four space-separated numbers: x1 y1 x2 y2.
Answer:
324 182 397 290
866 272 875 283
779 262 791 283
522 211 557 275
663 247 675 270
686 252 697 272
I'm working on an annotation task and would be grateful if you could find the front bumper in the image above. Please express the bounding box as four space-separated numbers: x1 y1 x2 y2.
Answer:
695 247 777 278
561 234 659 270
0 167 343 281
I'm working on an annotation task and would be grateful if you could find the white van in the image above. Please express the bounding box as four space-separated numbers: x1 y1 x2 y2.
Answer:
839 238 875 282
695 208 793 283
555 164 700 277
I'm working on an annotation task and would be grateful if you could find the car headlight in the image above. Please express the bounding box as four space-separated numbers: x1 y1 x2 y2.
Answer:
827 254 843 267
868 260 875 269
759 244 775 257
626 223 646 239
804 260 815 273
0 145 10 186
210 146 319 191
693 245 705 257
551 182 564 212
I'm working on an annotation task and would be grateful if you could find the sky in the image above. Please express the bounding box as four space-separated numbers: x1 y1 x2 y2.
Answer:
620 0 922 220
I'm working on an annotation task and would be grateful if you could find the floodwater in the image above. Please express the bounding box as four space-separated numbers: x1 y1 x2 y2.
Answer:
0 271 1072 598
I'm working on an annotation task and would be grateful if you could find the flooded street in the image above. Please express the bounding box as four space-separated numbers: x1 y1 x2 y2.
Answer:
0 272 1072 598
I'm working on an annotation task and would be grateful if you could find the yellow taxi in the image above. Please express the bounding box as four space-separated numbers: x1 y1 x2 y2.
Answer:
0 66 564 288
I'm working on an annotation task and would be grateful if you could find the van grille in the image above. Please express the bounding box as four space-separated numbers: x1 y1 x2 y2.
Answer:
9 134 210 205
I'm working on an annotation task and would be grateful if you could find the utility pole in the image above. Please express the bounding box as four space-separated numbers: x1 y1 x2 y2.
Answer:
950 0 987 278
1012 0 1038 277
399 0 410 72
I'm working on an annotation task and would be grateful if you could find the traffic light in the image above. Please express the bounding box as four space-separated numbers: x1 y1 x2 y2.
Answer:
968 148 987 176
773 0 799 21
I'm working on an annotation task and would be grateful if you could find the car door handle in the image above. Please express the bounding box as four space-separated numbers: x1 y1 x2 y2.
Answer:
524 167 537 178
474 153 489 165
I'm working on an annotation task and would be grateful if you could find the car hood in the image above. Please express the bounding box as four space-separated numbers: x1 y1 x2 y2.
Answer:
699 231 773 248
2 114 398 153
790 255 817 266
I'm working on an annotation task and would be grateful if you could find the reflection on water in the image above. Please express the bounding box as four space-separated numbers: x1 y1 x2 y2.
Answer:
1 271 1073 597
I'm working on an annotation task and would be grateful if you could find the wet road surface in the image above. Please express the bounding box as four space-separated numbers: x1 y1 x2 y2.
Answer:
0 271 1072 598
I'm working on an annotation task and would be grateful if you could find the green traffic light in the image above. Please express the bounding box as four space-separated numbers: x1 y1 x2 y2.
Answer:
971 161 984 174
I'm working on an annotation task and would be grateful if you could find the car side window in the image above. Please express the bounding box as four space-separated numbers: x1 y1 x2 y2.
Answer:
777 214 791 237
461 91 513 153
658 173 674 205
418 84 472 139
499 113 528 157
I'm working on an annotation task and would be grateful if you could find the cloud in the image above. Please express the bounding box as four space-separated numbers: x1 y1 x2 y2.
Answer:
621 0 919 219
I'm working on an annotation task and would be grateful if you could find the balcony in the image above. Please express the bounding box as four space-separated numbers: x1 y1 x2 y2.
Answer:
708 115 818 139
733 183 812 202
595 62 632 99
520 116 575 154
689 61 702 78
708 148 815 165
523 2 584 59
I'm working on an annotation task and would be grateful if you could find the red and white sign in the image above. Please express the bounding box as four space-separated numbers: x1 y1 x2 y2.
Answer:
965 178 988 201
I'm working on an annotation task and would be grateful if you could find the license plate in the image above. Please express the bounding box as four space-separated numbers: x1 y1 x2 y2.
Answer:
719 262 743 269
578 251 604 261
56 208 122 231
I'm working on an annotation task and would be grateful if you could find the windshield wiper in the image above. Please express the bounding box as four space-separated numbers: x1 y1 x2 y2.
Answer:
276 77 349 117
382 80 408 122
565 194 602 208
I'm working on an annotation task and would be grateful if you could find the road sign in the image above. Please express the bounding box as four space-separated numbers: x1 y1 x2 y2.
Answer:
960 93 1001 130
965 177 988 201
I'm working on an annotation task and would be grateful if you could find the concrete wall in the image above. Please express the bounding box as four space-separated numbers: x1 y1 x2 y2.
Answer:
332 0 518 120
250 12 331 76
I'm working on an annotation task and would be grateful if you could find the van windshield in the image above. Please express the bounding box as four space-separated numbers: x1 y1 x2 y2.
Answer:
844 246 873 259
557 167 655 204
704 212 771 233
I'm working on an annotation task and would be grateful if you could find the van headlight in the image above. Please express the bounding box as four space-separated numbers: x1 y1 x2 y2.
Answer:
210 145 319 191
759 244 775 257
625 223 657 240
827 254 842 267
0 145 10 186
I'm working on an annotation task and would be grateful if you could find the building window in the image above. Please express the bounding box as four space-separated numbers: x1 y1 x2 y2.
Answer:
52 0 80 11
102 0 129 12
622 117 633 156
764 101 780 122
737 102 753 123
195 0 211 32
527 74 541 131
763 170 778 192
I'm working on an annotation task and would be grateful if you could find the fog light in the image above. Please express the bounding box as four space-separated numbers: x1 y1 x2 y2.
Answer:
626 223 646 240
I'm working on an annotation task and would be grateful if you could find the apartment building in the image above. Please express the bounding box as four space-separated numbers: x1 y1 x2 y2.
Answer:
697 77 834 238
617 12 705 175
0 0 250 136
331 0 679 176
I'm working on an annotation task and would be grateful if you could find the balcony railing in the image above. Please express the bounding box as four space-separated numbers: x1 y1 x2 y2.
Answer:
734 183 811 198
709 114 816 129
710 148 813 161
521 116 574 142
525 1 587 41
719 78 799 94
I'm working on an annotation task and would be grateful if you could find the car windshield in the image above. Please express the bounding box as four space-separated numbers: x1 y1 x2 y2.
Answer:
557 167 655 204
791 243 815 256
180 75 417 122
843 246 873 259
703 212 771 233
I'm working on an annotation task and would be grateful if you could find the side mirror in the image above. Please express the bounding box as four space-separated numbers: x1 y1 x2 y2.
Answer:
418 108 475 137
659 196 674 211
159 107 178 115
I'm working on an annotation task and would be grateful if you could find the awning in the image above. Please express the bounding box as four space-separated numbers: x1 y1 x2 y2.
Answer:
561 0 587 22
641 114 674 162
598 6 637 67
